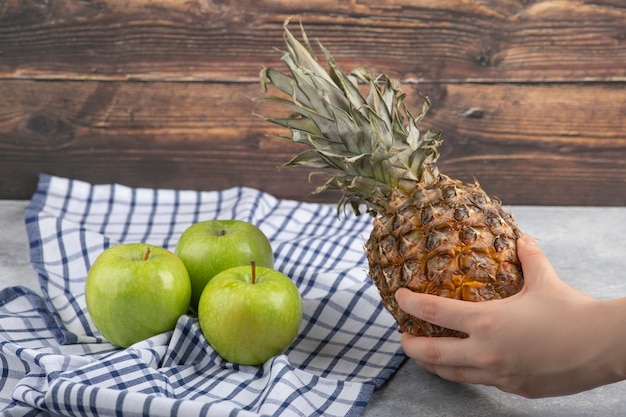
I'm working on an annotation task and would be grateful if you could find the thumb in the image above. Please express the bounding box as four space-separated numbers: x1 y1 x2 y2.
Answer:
516 234 557 288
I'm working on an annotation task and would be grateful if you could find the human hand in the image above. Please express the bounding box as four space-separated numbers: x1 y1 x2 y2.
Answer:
395 235 626 398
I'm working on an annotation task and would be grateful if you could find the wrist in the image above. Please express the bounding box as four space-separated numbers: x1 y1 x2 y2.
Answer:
595 297 626 384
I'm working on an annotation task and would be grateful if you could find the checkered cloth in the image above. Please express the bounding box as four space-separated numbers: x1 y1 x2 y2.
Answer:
0 174 404 417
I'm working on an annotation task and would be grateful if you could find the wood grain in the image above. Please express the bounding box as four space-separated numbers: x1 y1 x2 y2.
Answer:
1 0 626 205
3 1 626 82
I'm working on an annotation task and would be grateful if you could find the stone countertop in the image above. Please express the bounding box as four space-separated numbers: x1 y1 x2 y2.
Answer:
2 200 625 416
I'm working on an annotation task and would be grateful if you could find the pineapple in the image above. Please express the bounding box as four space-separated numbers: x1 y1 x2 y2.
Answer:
257 21 524 337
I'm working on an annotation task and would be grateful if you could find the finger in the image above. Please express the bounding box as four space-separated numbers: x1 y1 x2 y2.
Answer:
395 288 482 333
420 363 472 384
418 358 519 392
403 336 507 387
516 235 555 284
517 234 594 300
418 362 501 388
400 331 475 368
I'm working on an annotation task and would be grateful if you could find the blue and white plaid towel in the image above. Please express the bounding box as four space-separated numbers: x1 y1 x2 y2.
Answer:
0 174 404 417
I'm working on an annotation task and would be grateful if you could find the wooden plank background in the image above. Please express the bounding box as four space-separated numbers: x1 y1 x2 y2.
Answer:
2 0 626 205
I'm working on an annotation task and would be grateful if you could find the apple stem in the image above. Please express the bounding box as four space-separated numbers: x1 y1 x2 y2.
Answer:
251 260 256 284
144 247 151 261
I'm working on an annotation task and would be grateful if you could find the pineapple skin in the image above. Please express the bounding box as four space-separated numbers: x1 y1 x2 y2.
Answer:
365 174 524 338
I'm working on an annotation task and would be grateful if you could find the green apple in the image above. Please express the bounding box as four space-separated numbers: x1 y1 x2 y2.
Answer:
85 243 191 348
175 219 274 311
198 262 302 366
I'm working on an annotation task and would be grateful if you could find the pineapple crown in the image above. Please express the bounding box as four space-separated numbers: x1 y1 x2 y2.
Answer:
256 19 443 215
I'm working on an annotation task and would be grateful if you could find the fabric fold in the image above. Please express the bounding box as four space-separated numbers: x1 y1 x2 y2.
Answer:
0 174 405 416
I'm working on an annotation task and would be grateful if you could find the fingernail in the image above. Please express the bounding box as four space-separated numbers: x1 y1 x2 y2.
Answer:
521 234 537 246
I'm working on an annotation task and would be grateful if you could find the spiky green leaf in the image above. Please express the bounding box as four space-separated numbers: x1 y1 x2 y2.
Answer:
256 19 443 214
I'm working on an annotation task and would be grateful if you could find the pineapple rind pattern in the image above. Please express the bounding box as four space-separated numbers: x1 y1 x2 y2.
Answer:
366 175 523 337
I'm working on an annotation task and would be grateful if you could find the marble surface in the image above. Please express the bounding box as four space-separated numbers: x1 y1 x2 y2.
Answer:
2 200 626 416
